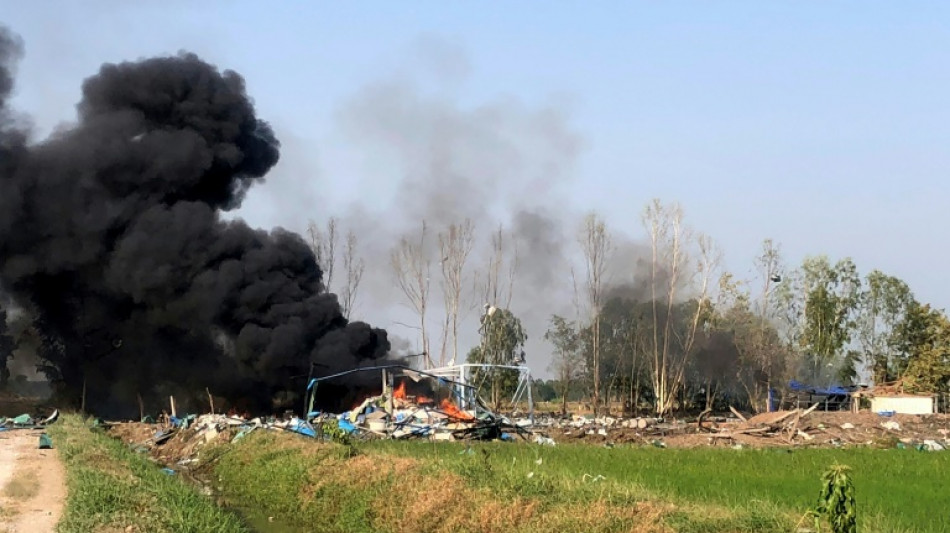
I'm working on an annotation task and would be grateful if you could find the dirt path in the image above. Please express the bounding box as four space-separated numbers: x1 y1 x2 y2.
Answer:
0 429 66 533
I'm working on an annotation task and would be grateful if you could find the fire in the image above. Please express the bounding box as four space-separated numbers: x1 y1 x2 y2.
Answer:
393 380 434 404
439 398 474 421
393 381 407 399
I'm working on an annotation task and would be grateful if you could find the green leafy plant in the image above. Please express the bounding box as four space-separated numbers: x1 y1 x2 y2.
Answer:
317 419 359 458
318 419 348 442
804 463 857 533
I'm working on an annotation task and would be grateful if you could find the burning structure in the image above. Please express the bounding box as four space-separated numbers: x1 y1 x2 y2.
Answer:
0 26 389 416
302 364 533 441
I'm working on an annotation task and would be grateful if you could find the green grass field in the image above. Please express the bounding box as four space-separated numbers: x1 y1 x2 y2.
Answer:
373 440 950 532
205 432 950 532
48 415 950 532
49 414 247 533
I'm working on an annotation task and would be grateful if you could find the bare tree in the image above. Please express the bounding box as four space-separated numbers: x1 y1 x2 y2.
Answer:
480 224 518 309
391 221 433 368
579 213 612 415
307 218 338 293
754 239 783 400
339 230 365 319
439 219 476 366
679 233 719 408
643 200 717 416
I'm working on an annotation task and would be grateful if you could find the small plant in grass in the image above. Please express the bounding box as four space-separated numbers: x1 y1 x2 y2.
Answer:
803 463 856 533
318 418 359 458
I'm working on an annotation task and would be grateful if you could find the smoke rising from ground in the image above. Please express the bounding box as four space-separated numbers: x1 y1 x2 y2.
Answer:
0 26 389 415
317 41 692 373
328 52 592 366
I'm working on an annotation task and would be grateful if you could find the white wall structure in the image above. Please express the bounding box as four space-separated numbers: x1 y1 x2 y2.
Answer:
870 395 935 415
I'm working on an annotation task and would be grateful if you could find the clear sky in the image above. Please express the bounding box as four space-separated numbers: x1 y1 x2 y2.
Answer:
4 2 950 370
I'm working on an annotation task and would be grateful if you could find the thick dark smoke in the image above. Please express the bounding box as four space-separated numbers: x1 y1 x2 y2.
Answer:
0 27 389 415
0 307 14 387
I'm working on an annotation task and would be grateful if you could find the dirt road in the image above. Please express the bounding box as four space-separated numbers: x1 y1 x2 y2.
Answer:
0 429 66 533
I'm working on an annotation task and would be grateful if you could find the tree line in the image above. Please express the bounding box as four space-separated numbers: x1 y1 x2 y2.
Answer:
1 198 947 414
306 198 950 417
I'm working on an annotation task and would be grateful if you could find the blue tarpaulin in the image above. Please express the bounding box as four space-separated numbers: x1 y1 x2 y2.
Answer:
287 419 316 438
788 380 851 396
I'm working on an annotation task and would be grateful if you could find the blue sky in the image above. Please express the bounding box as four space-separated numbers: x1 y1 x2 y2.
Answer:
4 2 950 367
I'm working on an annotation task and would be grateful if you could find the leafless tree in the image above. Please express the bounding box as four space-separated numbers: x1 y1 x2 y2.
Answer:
681 233 720 408
480 224 518 309
391 221 433 368
755 239 783 392
579 213 612 416
339 230 365 320
307 218 338 293
438 219 476 366
643 200 717 415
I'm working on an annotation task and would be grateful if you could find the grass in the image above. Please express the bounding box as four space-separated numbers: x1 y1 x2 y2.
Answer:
374 440 950 533
208 432 797 533
207 433 950 533
48 414 247 533
48 414 949 532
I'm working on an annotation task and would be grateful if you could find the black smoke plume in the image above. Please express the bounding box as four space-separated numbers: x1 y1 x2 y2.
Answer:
0 27 389 415
0 307 14 387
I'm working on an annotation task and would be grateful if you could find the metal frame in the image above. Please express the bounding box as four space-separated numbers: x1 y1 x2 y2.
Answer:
303 363 490 419
427 363 534 424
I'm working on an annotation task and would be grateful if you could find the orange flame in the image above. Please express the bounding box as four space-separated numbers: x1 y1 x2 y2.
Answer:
440 398 474 421
392 380 435 405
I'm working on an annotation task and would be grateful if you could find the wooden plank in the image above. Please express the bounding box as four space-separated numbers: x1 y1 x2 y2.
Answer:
800 402 821 418
729 406 748 422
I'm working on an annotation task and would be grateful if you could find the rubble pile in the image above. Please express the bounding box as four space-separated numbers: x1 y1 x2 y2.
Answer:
101 373 534 470
536 404 950 449
324 381 530 442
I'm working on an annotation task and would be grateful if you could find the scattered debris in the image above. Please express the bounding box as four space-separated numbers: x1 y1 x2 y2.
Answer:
0 409 60 431
532 405 950 450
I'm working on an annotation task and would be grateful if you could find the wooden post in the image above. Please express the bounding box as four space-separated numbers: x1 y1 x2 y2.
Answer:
206 387 215 414
169 396 177 418
138 393 145 421
386 370 394 417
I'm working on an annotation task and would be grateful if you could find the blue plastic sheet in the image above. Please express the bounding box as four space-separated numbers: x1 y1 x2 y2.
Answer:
288 420 317 438
788 380 851 396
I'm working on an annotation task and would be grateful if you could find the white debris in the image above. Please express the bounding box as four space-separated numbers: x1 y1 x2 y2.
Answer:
881 421 901 431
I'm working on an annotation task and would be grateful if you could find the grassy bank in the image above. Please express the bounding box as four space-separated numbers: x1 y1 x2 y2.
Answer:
49 414 247 533
207 433 950 533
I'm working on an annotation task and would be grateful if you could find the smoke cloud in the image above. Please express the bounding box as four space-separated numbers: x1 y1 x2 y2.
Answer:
0 26 389 416
327 50 592 367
